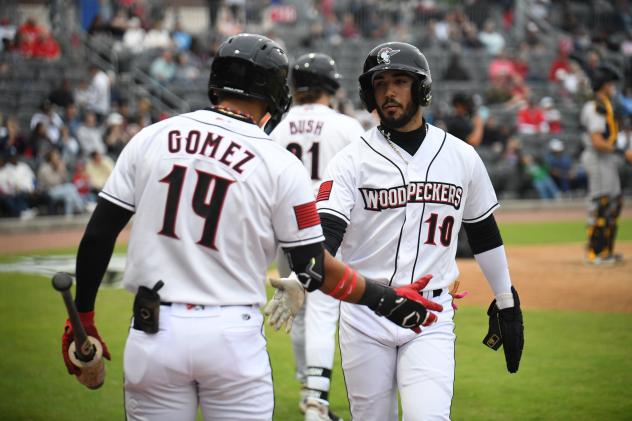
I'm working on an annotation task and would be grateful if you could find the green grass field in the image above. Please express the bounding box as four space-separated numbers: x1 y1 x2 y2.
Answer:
1 219 631 420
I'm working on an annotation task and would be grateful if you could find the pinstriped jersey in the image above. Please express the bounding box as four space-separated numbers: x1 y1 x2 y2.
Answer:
100 109 324 306
270 103 365 193
317 123 498 290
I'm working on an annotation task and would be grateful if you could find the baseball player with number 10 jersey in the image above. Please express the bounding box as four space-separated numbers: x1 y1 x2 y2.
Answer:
316 42 524 420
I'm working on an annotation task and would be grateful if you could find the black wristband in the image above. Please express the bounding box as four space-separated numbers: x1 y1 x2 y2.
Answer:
357 279 388 310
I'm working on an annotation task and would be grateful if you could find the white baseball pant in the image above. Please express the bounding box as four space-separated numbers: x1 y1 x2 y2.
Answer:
124 303 273 421
339 290 455 421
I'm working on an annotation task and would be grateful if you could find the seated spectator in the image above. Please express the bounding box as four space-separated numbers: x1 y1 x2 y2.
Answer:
136 97 157 128
489 49 517 80
63 103 81 137
545 138 582 194
17 17 43 57
522 154 560 200
30 121 54 162
480 115 509 148
86 65 111 119
174 52 200 81
120 17 145 54
478 19 505 55
442 52 470 80
506 74 530 109
555 60 590 96
37 149 85 216
540 97 562 134
549 46 572 82
104 113 129 158
0 147 38 218
620 85 632 117
72 161 96 206
444 92 484 146
340 13 359 39
76 111 106 156
109 9 129 39
86 150 114 193
48 79 75 109
59 126 80 167
74 79 92 111
30 100 64 144
172 20 192 51
143 20 172 50
0 116 30 157
32 29 60 60
150 50 176 83
517 98 548 134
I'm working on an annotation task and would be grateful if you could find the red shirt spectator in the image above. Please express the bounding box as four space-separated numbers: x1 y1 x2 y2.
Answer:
540 97 562 134
33 31 60 60
517 100 547 134
549 53 572 82
17 17 43 57
489 51 517 80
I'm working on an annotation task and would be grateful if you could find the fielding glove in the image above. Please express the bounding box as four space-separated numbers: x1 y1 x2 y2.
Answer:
369 275 444 333
483 287 524 373
264 274 305 333
61 311 111 376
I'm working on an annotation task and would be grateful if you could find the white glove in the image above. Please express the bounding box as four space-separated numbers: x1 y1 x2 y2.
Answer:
263 273 306 333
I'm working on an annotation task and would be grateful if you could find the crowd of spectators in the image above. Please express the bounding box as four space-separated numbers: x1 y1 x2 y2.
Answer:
2 0 632 218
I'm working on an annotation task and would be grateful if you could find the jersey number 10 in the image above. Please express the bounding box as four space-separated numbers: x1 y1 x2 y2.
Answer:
158 164 234 250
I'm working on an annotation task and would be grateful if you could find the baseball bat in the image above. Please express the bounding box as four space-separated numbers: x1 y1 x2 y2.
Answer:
52 272 105 389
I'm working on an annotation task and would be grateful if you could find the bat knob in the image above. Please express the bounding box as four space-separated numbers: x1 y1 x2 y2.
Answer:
52 272 74 292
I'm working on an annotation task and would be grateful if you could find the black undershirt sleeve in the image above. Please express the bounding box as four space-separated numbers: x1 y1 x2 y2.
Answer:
283 242 325 292
319 213 348 256
75 197 134 312
462 214 503 255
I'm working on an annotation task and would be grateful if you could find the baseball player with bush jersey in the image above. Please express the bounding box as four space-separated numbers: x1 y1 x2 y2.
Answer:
59 34 443 421
315 42 525 420
271 52 364 421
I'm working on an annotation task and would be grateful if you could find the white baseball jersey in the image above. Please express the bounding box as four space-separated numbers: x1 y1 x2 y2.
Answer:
100 109 324 306
271 103 365 192
317 123 499 290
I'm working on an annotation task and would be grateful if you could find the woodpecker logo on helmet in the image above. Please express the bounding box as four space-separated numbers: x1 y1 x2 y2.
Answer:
377 47 400 64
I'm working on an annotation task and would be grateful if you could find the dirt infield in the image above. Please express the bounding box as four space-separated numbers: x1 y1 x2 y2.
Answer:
456 242 632 313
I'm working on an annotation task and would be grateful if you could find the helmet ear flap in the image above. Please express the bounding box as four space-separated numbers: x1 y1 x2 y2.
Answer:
360 87 377 112
414 78 432 107
359 73 377 112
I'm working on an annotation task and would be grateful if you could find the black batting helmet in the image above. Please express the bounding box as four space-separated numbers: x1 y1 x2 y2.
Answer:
359 42 432 112
208 33 292 132
590 63 621 92
292 53 341 95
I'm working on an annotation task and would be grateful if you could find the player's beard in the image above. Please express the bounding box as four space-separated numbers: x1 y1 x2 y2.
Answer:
377 98 419 130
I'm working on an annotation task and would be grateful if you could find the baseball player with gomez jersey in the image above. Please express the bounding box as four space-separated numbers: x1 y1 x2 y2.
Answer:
271 52 364 421
58 34 443 421
314 42 525 420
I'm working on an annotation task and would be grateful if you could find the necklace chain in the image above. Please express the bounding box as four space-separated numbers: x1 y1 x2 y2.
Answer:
210 106 256 124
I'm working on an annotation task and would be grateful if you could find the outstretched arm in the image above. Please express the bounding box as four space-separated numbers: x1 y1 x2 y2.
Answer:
464 214 524 373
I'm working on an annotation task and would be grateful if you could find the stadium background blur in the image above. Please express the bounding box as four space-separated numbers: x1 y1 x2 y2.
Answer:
1 0 631 219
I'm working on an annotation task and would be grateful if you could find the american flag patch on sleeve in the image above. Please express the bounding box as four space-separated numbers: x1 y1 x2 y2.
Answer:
294 201 320 230
316 180 333 202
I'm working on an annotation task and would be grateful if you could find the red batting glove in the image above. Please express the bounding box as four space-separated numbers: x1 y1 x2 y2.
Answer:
61 311 111 376
393 275 444 333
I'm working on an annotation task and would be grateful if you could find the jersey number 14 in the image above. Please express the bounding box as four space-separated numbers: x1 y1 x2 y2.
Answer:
158 164 234 250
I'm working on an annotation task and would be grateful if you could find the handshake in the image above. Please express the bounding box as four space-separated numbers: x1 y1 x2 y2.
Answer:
264 273 443 333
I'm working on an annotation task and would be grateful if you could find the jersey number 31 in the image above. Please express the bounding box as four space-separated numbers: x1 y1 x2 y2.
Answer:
158 164 233 250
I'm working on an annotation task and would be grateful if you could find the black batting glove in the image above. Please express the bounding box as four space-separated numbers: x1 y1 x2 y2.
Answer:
362 275 443 333
483 286 524 373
